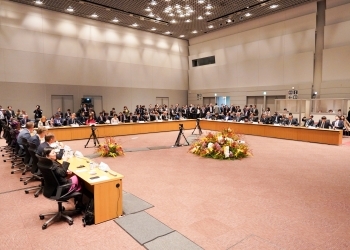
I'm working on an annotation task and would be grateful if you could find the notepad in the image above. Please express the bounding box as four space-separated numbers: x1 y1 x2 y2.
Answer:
75 169 87 173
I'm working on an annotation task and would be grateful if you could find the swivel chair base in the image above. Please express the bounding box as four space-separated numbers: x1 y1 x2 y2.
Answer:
39 201 80 229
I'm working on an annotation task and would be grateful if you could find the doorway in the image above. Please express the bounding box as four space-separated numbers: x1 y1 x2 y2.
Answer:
83 95 103 113
51 95 74 117
156 97 169 107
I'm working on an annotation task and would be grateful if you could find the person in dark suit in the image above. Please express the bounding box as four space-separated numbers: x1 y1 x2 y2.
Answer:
96 112 106 124
259 114 269 124
332 115 344 130
28 127 47 148
284 115 299 126
20 115 31 126
316 116 332 129
37 133 64 159
43 147 82 196
68 113 81 125
271 112 282 124
302 115 314 127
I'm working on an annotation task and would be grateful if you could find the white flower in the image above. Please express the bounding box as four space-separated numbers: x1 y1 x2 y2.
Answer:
224 146 230 158
217 135 223 142
226 138 233 143
208 142 214 149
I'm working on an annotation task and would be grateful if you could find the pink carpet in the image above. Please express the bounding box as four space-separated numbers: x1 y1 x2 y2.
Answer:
1 130 350 249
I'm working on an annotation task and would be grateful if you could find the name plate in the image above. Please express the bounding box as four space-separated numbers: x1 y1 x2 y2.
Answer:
273 123 280 126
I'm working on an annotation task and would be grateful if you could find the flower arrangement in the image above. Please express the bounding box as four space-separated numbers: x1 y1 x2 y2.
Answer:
96 137 124 158
189 128 251 160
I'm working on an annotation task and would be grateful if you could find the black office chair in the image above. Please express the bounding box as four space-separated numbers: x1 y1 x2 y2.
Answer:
37 156 82 230
23 144 43 197
19 138 32 177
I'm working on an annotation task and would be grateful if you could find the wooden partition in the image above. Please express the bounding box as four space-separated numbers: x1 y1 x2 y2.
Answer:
200 120 342 145
47 119 342 145
47 120 196 141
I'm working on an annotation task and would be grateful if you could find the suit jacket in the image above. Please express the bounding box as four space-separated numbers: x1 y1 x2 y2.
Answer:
271 115 282 124
28 134 41 148
284 118 299 126
332 120 344 129
44 161 71 196
303 118 314 127
68 117 81 125
37 142 64 159
20 118 30 126
17 128 31 145
259 117 269 124
316 120 332 129
96 116 106 124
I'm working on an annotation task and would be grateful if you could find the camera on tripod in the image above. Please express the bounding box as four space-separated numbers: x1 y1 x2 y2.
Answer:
91 124 96 131
179 124 183 130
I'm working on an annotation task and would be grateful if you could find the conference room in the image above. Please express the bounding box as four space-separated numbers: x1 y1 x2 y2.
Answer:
1 0 350 249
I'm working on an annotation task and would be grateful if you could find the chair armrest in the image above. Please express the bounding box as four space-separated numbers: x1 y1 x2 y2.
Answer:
54 183 73 200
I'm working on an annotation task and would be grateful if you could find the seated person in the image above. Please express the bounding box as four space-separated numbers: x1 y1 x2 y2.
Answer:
332 115 344 130
43 147 82 196
131 112 138 122
237 112 245 122
302 115 314 127
224 112 233 121
20 114 31 126
259 114 269 124
161 111 168 121
85 114 96 125
211 113 220 120
96 112 106 124
53 114 63 127
143 112 150 121
316 116 332 129
117 112 125 123
111 114 119 124
37 133 64 159
38 116 50 127
17 121 34 146
204 112 211 120
283 115 299 126
271 112 282 124
28 126 47 147
68 113 81 125
248 113 258 122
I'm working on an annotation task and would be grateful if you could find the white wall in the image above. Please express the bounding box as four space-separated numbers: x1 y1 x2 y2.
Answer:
322 1 350 98
188 2 317 106
0 0 188 116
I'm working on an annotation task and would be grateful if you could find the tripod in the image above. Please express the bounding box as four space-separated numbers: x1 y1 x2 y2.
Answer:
84 128 100 148
192 119 203 135
173 127 189 147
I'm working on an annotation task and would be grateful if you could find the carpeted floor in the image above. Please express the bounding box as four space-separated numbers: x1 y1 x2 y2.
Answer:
1 129 350 249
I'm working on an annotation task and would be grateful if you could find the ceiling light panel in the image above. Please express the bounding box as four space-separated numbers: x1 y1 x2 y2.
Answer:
12 0 316 40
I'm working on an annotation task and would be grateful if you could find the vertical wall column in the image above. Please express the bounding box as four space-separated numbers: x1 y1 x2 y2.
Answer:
313 0 326 97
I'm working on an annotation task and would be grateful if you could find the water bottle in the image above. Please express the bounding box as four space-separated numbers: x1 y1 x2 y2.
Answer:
89 161 94 171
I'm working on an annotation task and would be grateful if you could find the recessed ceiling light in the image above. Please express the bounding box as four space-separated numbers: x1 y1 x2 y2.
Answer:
149 13 155 17
91 13 98 18
112 17 119 22
34 0 43 4
131 23 138 27
66 6 74 12
208 25 214 28
150 0 157 6
185 19 191 23
164 31 171 34
164 9 170 13
145 7 152 12
205 11 211 15
227 19 232 23
179 35 185 37
170 19 176 23
179 14 185 17
151 27 157 31
192 30 198 33
198 0 205 3
270 4 279 9
175 4 180 9
156 17 162 20
205 4 213 10
245 13 252 17
169 13 174 16
198 16 203 20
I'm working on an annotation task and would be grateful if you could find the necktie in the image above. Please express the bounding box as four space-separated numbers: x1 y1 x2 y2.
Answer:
322 122 324 128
